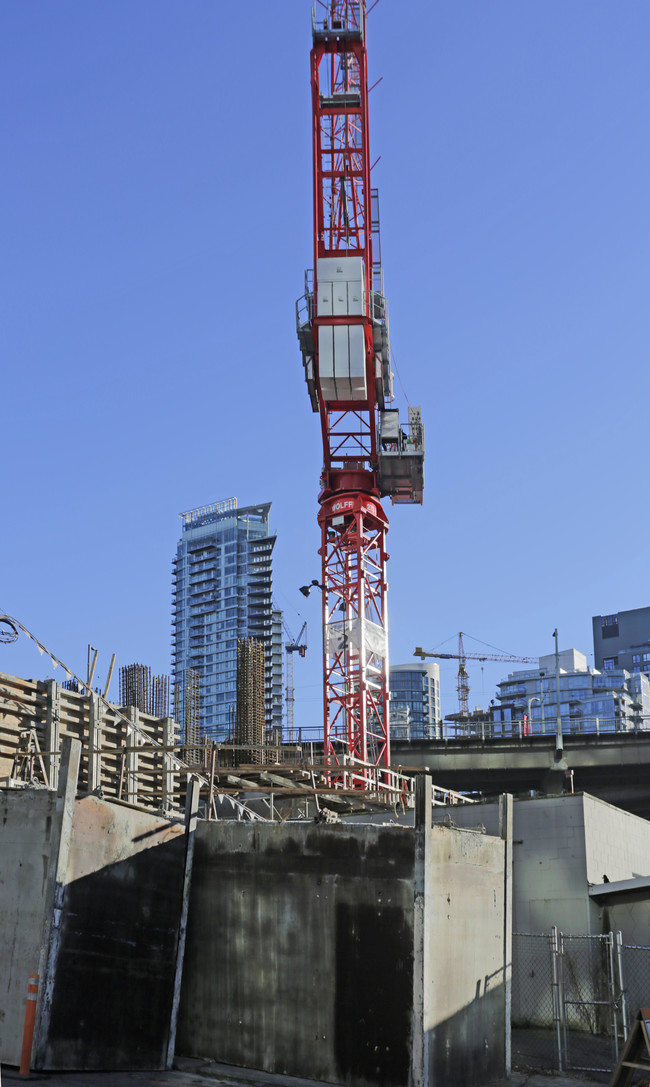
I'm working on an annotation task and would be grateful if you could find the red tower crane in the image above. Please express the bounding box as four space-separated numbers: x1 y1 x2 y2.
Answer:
296 2 424 784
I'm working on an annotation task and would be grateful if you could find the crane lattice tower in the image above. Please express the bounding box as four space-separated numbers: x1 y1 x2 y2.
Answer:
296 2 424 782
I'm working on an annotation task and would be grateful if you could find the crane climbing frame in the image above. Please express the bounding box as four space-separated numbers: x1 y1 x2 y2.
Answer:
296 2 424 783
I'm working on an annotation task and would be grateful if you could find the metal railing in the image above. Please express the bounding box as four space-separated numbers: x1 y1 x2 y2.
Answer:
312 2 363 39
442 713 650 742
273 739 476 808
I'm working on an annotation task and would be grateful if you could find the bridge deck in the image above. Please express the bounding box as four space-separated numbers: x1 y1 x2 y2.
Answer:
390 732 650 818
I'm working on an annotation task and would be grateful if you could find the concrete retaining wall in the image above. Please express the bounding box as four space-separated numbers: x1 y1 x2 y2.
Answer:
177 820 416 1087
437 794 592 933
2 761 508 1083
177 785 508 1087
0 788 58 1066
425 825 507 1084
36 794 189 1070
0 739 195 1071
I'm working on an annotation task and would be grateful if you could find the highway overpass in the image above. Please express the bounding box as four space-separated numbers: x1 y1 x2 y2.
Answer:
390 731 650 818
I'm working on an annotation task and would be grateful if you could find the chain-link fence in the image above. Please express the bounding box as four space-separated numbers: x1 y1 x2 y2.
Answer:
512 928 650 1078
621 943 650 1034
559 933 620 1074
512 932 560 1072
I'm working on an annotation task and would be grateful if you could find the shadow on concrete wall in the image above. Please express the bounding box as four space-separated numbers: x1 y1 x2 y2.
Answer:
39 836 186 1071
334 901 412 1085
426 971 506 1086
176 821 417 1087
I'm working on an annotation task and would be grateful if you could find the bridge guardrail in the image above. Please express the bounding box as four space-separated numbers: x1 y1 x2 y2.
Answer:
284 714 650 749
439 713 650 742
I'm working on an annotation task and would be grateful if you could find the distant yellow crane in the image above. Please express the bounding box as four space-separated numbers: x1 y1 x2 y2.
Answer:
414 633 537 716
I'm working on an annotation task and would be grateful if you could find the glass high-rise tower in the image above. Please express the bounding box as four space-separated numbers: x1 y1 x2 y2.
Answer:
172 497 283 742
389 662 441 741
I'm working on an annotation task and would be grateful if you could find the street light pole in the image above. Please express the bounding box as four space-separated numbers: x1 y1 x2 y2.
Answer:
527 695 542 735
553 628 563 755
539 675 546 735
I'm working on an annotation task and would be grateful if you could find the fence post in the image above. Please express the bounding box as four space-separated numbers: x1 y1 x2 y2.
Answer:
614 930 629 1042
551 925 563 1072
605 932 620 1064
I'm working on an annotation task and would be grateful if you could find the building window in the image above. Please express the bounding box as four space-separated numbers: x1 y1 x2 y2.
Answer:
603 658 617 670
643 652 650 662
601 615 619 639
633 654 641 663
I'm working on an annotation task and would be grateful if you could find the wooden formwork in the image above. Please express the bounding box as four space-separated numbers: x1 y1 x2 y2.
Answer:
0 671 180 812
0 672 47 777
0 671 429 821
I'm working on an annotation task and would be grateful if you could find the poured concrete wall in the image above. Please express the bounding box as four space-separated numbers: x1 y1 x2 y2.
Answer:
0 788 58 1066
2 769 508 1082
437 792 650 1032
504 793 593 934
438 792 650 939
438 794 590 932
177 820 416 1087
177 797 508 1087
36 794 188 1070
424 825 507 1085
0 740 193 1072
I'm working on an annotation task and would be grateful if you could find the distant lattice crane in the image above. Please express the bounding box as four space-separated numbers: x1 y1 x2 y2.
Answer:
283 620 307 740
457 633 470 717
414 633 538 717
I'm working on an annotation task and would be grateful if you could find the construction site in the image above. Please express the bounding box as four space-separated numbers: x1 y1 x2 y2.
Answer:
0 656 509 1085
2 2 648 1087
6 646 650 1086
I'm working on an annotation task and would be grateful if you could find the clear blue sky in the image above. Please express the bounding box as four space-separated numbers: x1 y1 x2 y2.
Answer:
2 1 649 724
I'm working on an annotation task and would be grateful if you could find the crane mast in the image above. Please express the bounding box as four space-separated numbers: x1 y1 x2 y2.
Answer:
297 2 424 783
457 632 470 718
284 620 307 742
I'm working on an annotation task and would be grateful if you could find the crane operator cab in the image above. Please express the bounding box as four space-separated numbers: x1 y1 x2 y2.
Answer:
377 406 424 505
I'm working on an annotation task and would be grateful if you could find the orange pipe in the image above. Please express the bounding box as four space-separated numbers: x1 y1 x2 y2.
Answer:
19 974 39 1076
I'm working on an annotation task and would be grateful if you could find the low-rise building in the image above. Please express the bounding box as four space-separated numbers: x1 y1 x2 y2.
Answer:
494 647 650 736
